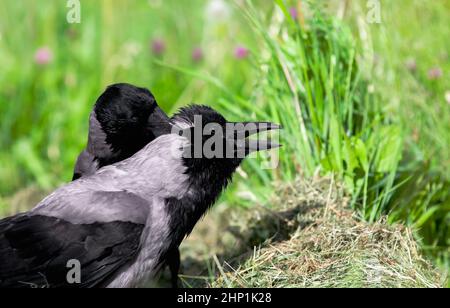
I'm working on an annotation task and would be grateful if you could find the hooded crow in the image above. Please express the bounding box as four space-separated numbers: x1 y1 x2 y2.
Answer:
71 83 181 287
0 104 280 288
72 83 171 181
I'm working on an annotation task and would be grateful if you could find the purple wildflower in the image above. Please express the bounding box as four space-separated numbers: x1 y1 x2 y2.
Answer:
289 7 298 20
234 45 249 60
428 67 443 80
151 38 166 56
192 47 204 62
34 47 53 66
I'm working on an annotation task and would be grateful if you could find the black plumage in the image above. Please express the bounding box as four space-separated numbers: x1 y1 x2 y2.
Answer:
73 83 171 180
0 215 143 288
93 83 170 167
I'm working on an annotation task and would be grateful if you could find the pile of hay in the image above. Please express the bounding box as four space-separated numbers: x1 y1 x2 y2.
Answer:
181 178 446 288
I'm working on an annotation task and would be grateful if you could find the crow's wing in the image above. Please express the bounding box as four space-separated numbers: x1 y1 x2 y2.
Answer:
0 214 144 288
32 188 151 225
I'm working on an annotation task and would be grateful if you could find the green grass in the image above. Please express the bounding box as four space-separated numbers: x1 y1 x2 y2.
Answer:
195 0 449 269
0 0 258 195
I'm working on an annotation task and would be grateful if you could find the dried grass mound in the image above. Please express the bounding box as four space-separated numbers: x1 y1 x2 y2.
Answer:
211 178 446 288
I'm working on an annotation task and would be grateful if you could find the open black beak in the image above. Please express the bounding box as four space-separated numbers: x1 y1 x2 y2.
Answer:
230 122 282 154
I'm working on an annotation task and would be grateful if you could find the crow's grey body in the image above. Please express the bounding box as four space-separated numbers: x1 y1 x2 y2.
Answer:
32 134 189 287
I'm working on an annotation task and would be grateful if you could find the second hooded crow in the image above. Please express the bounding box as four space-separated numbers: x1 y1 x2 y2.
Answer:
0 104 280 288
72 83 171 180
72 83 182 287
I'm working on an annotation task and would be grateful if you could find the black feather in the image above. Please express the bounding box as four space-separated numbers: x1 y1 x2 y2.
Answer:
94 83 170 167
0 214 143 288
166 105 242 250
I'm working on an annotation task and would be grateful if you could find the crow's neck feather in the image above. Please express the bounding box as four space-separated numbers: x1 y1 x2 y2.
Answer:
166 157 240 246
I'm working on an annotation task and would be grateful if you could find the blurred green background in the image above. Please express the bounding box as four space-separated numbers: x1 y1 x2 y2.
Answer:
0 0 260 193
0 0 448 276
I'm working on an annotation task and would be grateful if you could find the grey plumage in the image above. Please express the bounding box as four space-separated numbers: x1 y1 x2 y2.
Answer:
13 134 188 288
85 112 112 168
73 149 98 180
35 134 189 225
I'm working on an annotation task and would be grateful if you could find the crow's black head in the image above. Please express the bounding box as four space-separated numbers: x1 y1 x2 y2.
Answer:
94 83 171 165
172 105 280 186
166 105 281 235
73 83 171 180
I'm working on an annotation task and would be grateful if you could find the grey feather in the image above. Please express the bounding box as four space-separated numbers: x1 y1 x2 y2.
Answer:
73 149 98 179
30 134 190 287
87 111 113 160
